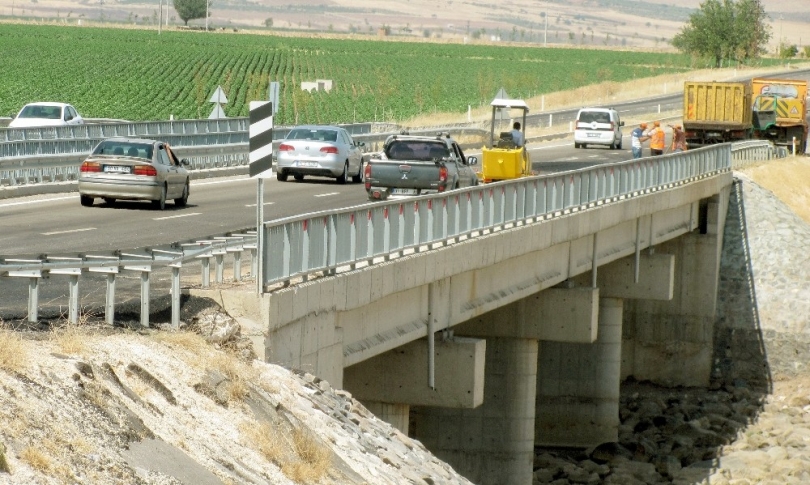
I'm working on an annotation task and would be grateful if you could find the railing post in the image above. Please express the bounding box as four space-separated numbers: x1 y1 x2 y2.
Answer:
140 271 151 327
28 277 39 323
171 265 181 329
106 274 116 326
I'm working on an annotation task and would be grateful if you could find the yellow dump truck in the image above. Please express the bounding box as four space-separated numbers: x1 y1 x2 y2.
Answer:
751 77 808 153
683 81 752 147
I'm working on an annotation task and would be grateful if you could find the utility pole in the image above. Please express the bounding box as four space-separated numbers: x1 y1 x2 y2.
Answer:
158 0 162 34
544 12 548 47
779 14 783 57
205 0 208 31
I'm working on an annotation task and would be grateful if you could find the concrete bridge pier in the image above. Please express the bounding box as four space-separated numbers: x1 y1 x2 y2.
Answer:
535 297 623 447
410 337 538 485
404 287 599 484
621 192 729 387
534 251 677 448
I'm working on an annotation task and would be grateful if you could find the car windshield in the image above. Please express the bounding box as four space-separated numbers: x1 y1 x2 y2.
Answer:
578 111 611 123
386 141 449 161
18 105 62 120
287 128 338 142
92 141 153 160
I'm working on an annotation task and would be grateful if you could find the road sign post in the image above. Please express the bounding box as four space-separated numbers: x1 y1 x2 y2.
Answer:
249 101 274 294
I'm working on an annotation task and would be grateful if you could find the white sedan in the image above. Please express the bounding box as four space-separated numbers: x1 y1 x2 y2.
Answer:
275 125 365 184
8 102 84 128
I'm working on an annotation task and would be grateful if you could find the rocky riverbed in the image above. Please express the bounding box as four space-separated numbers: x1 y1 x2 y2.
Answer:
529 160 810 485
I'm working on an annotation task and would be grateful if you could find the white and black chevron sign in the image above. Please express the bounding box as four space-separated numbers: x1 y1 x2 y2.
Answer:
249 101 274 178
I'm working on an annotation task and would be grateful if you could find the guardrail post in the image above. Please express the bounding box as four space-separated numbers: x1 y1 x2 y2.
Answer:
140 271 150 327
106 274 116 326
232 250 242 281
28 277 39 323
68 275 79 324
248 245 257 279
215 252 225 283
171 265 181 329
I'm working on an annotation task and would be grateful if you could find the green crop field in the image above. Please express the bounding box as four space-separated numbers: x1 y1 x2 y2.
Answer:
0 23 767 125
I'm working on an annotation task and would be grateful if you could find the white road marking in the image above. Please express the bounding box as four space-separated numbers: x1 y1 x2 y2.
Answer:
314 192 339 197
153 212 202 221
0 196 75 208
193 178 253 187
42 227 96 236
244 202 275 207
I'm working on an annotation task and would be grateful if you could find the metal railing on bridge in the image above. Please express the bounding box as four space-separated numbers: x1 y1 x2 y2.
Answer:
0 140 780 329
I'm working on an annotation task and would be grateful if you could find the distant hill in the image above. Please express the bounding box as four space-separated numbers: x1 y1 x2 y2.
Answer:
0 0 805 53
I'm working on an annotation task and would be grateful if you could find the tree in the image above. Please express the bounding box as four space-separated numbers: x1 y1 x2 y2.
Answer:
779 43 798 59
672 0 771 67
173 0 211 26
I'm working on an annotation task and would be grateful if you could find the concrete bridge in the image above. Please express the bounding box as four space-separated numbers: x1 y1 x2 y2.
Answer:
198 145 759 484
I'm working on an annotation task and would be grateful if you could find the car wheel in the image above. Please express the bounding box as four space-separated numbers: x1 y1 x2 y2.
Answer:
80 195 94 207
617 140 623 149
352 160 364 183
609 141 616 150
336 162 348 184
174 180 189 207
276 171 288 182
152 184 167 210
103 197 115 205
293 174 305 182
574 143 581 149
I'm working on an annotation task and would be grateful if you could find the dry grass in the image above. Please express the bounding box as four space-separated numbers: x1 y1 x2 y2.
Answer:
152 330 209 358
284 428 332 482
0 328 29 373
402 64 810 129
739 156 810 224
50 324 90 356
19 446 52 473
209 351 257 402
242 421 331 483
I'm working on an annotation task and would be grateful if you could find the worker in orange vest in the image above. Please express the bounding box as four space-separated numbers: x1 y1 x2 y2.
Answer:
648 121 666 156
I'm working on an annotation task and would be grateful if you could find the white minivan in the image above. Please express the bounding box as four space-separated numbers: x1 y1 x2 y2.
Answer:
573 107 624 149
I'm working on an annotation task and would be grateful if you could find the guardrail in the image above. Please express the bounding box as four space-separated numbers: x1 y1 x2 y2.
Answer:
0 140 779 328
261 144 733 289
0 127 485 188
0 231 257 328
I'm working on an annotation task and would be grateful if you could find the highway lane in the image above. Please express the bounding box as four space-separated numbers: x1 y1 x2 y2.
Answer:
0 137 637 259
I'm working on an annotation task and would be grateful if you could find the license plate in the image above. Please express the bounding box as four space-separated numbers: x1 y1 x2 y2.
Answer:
587 133 600 137
391 188 417 195
103 165 131 173
297 161 317 168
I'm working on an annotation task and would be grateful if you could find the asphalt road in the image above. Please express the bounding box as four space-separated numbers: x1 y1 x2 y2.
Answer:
3 67 809 321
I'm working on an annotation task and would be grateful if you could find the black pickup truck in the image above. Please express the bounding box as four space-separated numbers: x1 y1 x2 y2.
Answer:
364 133 479 201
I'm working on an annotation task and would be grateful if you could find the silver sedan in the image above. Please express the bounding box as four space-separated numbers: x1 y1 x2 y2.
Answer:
78 137 190 210
275 125 365 184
